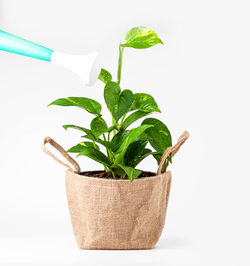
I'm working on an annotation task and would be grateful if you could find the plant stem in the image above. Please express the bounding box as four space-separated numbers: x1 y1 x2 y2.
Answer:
112 117 116 137
119 113 127 128
103 133 111 160
103 133 107 142
93 141 98 149
117 44 124 85
110 169 116 179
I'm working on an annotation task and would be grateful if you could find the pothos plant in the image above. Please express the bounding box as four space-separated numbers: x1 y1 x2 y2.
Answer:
48 26 172 182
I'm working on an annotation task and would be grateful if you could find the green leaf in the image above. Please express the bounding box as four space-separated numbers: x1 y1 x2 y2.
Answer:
77 146 111 167
82 134 112 149
48 97 101 114
131 93 161 113
141 118 172 153
113 90 134 121
63 124 94 137
104 81 121 115
67 142 100 153
122 111 151 129
124 139 148 166
121 26 163 49
118 164 142 182
104 82 133 122
114 124 153 163
109 164 127 178
98 68 112 84
106 125 117 132
131 148 155 167
90 116 108 139
111 129 130 151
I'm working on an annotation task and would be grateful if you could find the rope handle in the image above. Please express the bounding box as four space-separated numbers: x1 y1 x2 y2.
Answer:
157 131 189 175
42 136 81 173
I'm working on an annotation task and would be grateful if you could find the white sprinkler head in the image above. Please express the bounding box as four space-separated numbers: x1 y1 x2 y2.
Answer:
50 51 100 86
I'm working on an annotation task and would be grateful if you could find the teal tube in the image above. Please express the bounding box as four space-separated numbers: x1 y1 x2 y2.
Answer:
0 30 53 61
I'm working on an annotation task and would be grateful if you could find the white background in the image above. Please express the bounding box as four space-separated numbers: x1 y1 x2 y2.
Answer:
0 0 250 265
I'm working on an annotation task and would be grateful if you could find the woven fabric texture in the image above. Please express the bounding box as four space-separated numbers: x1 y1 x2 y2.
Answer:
65 170 172 250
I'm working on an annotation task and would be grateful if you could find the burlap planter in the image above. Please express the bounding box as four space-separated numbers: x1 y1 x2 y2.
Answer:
42 131 189 250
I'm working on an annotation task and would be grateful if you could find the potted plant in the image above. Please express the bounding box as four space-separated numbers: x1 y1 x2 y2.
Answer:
42 26 189 250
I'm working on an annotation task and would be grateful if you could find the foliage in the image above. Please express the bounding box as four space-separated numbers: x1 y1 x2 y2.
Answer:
48 26 172 181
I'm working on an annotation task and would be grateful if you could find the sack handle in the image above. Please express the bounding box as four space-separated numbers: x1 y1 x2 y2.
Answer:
157 131 189 175
42 136 81 173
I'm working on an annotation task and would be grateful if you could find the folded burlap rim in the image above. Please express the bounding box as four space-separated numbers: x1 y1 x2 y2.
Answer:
42 131 189 176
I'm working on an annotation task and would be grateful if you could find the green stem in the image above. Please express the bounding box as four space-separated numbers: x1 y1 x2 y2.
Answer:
119 113 127 128
103 133 107 142
117 45 124 85
103 133 111 160
112 117 117 137
110 169 116 179
93 141 98 149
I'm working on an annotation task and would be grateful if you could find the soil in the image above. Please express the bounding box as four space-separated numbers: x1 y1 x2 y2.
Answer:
79 170 156 179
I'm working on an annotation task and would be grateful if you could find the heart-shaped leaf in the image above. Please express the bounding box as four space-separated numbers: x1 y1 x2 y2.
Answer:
104 82 133 122
90 116 108 139
121 26 163 49
141 118 172 153
98 68 112 84
131 93 161 113
48 97 101 114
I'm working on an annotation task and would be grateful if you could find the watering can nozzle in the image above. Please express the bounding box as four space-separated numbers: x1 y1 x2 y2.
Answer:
50 51 99 86
0 30 100 86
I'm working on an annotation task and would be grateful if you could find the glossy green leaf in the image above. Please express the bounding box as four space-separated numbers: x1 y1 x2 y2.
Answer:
106 125 117 132
67 142 99 153
98 68 112 84
124 139 148 166
122 111 151 129
118 164 142 182
141 118 172 153
90 116 108 139
82 134 112 149
77 146 111 166
121 26 163 49
113 90 133 121
111 129 130 151
104 82 133 122
48 97 101 114
104 81 121 115
131 148 155 167
131 93 161 113
114 124 153 163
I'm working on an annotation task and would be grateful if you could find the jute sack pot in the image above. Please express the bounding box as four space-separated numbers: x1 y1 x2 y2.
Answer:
42 131 189 250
